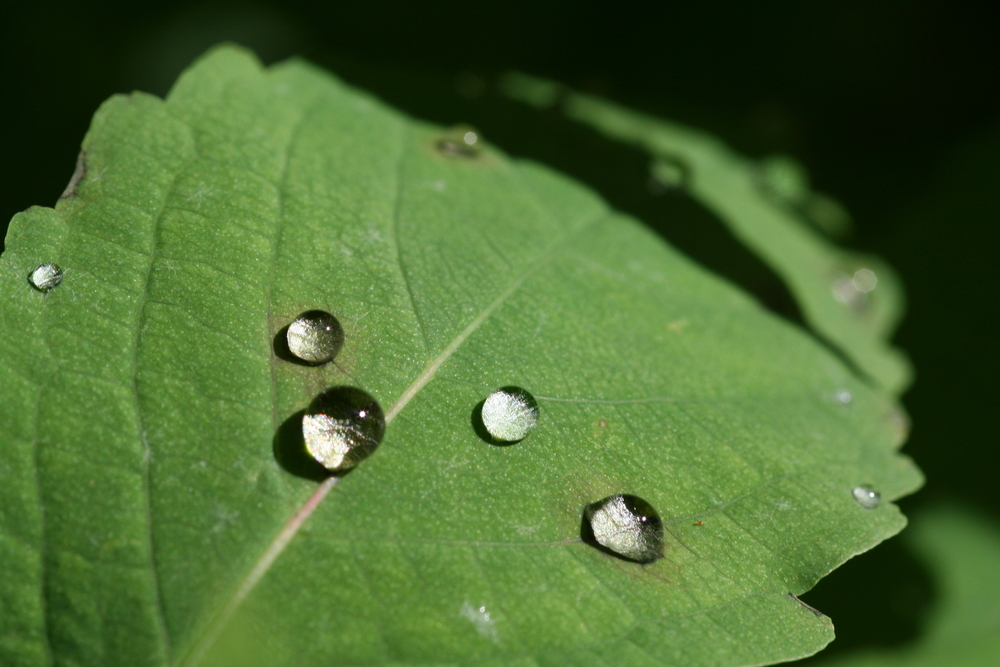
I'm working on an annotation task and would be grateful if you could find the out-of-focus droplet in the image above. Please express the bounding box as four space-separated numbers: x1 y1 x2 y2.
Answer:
852 485 881 509
804 192 853 239
302 386 385 472
758 154 809 204
479 386 539 443
437 126 482 158
832 268 878 309
28 263 63 293
286 310 344 365
852 268 878 293
648 157 689 194
583 494 664 563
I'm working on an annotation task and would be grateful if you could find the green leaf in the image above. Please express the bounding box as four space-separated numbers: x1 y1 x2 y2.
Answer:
809 506 1000 667
502 73 911 394
0 45 921 667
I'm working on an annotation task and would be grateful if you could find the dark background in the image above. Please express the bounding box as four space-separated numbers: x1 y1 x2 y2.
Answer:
3 0 999 660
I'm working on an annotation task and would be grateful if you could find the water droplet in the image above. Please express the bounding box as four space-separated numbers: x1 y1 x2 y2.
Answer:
28 263 63 292
302 386 385 472
460 602 498 641
285 310 344 365
437 126 482 158
834 389 853 405
479 386 539 443
804 192 853 239
648 157 689 193
832 268 878 309
583 494 664 563
758 154 809 203
852 268 878 293
852 485 881 509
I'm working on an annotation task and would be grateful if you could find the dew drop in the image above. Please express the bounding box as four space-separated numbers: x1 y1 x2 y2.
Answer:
28 263 63 293
833 389 853 405
648 157 689 193
832 268 878 308
302 386 385 472
285 310 344 365
583 494 664 563
479 386 539 443
852 268 878 293
758 154 809 204
852 485 881 509
437 125 482 158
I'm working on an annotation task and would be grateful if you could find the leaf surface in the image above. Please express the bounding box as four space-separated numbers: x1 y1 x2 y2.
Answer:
0 46 921 667
502 73 911 394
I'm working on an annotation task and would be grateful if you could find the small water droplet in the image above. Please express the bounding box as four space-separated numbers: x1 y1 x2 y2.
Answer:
460 601 498 641
479 386 539 443
852 485 881 509
832 268 878 309
583 494 664 563
648 157 689 193
302 386 385 471
834 389 853 405
758 154 809 203
28 263 63 292
852 268 878 293
437 126 482 158
285 310 344 365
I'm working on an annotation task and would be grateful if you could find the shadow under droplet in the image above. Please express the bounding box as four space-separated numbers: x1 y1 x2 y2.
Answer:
273 409 332 482
273 325 324 367
470 399 522 446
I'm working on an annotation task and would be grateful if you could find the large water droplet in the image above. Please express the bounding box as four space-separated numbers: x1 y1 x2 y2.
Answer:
479 386 539 443
28 263 63 292
852 485 881 509
302 386 385 472
437 126 482 158
583 494 664 563
286 310 344 365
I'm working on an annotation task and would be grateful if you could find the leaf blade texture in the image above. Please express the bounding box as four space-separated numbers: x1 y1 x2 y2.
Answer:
0 45 921 667
501 72 911 395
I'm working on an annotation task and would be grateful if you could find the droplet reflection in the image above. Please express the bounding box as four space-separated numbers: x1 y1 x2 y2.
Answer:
286 310 344 365
583 494 664 563
479 386 539 443
852 485 881 509
437 126 482 158
303 386 385 472
28 263 63 292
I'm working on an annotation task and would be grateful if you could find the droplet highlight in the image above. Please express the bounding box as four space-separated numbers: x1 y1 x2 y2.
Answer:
832 268 878 309
833 389 853 405
286 310 344 365
28 263 63 293
583 494 664 563
437 126 482 158
302 386 385 472
852 485 881 509
479 386 539 443
758 154 809 204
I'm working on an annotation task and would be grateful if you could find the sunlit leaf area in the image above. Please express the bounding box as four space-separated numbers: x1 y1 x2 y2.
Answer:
3 2 998 666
